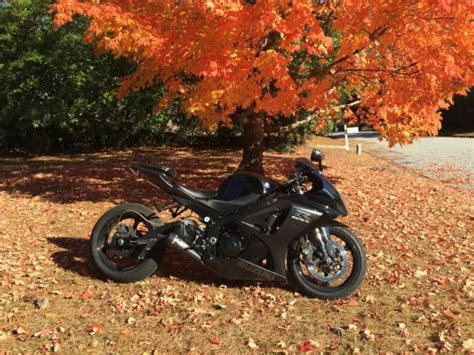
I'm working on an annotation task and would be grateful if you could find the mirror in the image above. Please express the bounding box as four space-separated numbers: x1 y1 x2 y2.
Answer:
310 149 324 171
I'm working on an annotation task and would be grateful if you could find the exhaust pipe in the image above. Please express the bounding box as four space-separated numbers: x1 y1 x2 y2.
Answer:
166 233 203 264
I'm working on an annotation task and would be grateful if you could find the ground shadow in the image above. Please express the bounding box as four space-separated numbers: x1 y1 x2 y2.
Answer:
0 147 309 204
47 236 295 292
48 236 105 280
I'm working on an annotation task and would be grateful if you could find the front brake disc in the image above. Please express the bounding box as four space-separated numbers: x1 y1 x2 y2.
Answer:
306 241 348 283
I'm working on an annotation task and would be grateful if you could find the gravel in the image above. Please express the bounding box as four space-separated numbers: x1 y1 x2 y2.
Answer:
355 136 474 189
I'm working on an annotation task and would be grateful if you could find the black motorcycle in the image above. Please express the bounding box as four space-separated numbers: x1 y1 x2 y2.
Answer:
90 150 366 299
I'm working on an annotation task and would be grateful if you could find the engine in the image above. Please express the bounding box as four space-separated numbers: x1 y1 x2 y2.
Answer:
217 231 244 258
174 220 270 264
216 229 270 263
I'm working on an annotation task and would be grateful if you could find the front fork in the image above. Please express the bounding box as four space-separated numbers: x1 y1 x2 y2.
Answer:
310 226 335 261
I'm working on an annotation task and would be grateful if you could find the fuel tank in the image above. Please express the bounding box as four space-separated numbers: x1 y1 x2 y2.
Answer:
215 172 280 201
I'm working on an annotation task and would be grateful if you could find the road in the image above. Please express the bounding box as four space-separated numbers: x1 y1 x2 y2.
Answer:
355 135 474 189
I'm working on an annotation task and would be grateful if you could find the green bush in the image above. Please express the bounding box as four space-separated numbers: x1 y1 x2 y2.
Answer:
0 0 168 152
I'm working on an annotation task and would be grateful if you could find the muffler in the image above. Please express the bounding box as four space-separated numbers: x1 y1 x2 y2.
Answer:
166 233 203 264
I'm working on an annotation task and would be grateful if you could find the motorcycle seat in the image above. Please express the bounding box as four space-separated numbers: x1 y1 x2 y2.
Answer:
130 164 216 199
178 185 217 199
132 164 177 178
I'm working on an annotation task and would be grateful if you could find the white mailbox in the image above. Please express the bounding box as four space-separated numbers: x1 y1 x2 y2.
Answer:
344 125 359 151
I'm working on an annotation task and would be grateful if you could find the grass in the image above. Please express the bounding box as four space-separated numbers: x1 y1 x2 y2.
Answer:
0 138 472 353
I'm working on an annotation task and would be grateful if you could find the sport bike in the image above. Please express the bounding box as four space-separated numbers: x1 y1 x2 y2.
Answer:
90 150 366 299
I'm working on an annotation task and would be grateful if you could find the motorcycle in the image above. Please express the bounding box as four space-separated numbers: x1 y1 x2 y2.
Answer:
90 149 366 299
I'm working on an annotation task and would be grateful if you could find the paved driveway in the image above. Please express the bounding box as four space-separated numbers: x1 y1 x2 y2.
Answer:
355 136 474 189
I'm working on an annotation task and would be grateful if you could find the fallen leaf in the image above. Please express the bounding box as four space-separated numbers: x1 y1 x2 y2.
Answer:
364 295 376 304
231 317 242 325
347 324 358 331
443 310 457 320
347 299 359 306
213 304 227 310
362 329 375 342
0 330 8 341
330 327 345 337
277 340 287 349
414 269 428 278
299 341 314 352
388 273 399 284
33 297 49 311
463 339 474 351
288 299 297 306
82 288 93 300
13 327 26 335
86 323 102 334
247 337 258 349
33 328 50 338
210 338 221 345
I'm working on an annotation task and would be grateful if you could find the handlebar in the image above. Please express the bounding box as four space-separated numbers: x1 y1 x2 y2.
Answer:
265 166 313 197
279 171 308 194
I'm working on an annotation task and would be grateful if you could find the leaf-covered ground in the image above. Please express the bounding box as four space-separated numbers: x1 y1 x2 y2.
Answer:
0 138 473 353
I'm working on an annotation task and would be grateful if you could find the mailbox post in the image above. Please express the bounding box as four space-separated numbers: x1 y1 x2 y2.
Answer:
344 125 359 151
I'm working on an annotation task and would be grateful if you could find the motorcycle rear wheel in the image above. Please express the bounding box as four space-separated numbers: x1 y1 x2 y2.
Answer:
287 225 366 300
90 203 165 283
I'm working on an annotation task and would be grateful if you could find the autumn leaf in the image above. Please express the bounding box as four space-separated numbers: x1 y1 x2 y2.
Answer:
33 297 49 311
364 295 377 304
347 324 358 332
330 327 345 337
82 287 93 300
362 329 375 342
443 310 457 320
13 327 26 335
299 341 314 353
388 273 399 284
277 340 287 349
33 328 50 338
463 339 474 351
86 323 102 334
210 338 221 345
247 337 258 349
212 304 227 310
347 299 359 306
0 330 8 341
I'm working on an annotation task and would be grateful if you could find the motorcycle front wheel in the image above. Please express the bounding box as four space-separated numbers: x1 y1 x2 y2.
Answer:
287 225 366 300
90 203 165 283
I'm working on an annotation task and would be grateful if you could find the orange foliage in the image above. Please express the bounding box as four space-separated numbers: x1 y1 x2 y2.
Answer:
52 0 473 145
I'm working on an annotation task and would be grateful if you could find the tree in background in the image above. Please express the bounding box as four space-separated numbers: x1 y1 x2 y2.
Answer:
52 0 473 174
0 0 168 152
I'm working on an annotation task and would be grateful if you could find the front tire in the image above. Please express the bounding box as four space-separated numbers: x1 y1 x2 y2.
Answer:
287 225 366 300
90 203 165 283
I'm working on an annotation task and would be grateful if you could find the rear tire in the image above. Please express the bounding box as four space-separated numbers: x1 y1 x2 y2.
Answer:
90 203 165 283
287 226 366 300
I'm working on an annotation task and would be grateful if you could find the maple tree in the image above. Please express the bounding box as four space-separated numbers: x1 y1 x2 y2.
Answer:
52 0 473 174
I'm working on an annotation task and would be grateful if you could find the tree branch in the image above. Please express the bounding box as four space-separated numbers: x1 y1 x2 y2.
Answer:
281 100 361 131
305 25 390 80
336 62 421 77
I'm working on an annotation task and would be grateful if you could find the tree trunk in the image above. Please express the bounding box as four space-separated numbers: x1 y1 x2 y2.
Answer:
237 111 265 176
